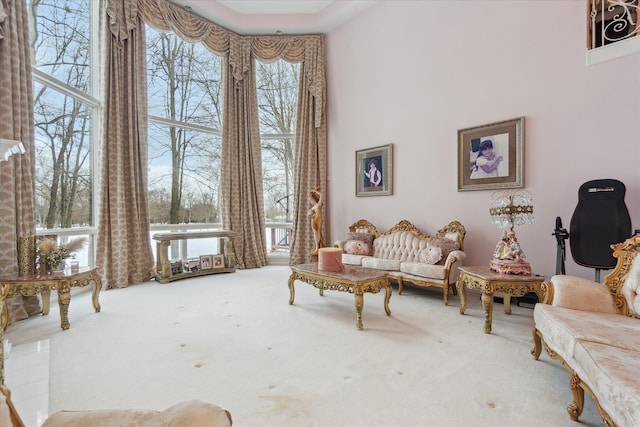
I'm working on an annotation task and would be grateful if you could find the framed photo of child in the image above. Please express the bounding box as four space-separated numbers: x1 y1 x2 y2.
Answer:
199 255 213 270
457 117 524 191
355 143 393 197
212 254 225 269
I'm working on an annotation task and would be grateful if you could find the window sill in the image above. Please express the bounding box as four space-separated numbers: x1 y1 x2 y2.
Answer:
586 36 640 66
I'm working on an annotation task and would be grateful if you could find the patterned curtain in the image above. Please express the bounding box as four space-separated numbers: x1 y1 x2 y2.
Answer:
285 39 327 265
97 0 154 288
0 0 38 323
220 35 267 269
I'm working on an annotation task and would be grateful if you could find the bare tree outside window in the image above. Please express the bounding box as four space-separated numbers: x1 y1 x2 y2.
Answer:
146 27 223 224
29 0 93 230
256 60 299 224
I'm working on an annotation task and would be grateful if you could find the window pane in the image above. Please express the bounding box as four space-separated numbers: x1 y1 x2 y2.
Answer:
34 82 93 229
29 0 91 93
148 123 221 224
146 27 223 128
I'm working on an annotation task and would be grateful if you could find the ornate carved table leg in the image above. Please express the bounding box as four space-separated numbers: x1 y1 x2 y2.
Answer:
41 289 51 316
503 294 512 315
57 284 71 330
354 288 364 330
457 278 467 314
383 280 392 316
90 271 102 313
1 297 8 331
481 288 494 334
288 273 296 305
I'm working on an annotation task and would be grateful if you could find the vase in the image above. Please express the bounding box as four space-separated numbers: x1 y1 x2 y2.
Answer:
51 262 65 273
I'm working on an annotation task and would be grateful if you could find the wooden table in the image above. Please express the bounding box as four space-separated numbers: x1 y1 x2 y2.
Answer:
288 263 391 330
456 266 545 334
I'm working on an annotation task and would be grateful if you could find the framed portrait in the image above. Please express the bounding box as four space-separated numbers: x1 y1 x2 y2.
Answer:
457 117 524 192
199 255 213 270
356 143 393 197
212 254 225 269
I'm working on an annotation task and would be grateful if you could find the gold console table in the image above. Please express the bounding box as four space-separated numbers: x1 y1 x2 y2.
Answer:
152 230 236 284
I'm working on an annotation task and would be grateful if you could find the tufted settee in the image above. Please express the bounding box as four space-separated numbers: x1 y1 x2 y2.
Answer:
532 235 640 427
335 220 466 305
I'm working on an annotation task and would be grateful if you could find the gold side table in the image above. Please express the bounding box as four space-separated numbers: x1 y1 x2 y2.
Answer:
457 265 545 334
1 266 102 331
0 266 101 385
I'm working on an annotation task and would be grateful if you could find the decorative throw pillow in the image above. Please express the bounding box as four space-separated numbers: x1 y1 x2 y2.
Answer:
346 232 374 255
419 246 442 265
347 232 374 244
429 237 460 265
344 240 372 256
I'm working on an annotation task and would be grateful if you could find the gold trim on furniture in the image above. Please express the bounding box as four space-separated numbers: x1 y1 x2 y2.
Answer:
152 231 236 283
531 235 640 426
288 263 392 330
457 265 545 334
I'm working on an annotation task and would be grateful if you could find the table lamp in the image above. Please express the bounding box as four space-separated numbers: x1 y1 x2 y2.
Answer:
489 189 534 275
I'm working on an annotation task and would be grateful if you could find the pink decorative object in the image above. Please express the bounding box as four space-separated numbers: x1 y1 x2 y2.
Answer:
344 240 372 255
318 247 344 271
419 246 442 265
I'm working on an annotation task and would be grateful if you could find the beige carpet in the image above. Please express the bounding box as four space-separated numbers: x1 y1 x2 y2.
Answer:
5 266 602 426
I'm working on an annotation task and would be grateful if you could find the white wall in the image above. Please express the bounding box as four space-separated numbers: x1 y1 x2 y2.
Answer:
325 0 640 280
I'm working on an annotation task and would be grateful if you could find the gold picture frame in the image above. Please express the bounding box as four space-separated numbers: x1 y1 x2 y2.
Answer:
356 143 393 196
199 255 213 270
457 117 524 191
212 254 225 269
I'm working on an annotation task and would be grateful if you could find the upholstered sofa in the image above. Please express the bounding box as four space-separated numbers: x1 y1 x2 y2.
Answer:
335 219 466 305
532 235 640 427
1 386 233 427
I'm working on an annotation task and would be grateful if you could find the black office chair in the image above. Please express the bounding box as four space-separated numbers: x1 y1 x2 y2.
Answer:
555 179 632 282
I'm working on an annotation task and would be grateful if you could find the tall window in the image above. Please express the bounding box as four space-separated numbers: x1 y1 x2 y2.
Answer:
257 60 299 254
146 27 223 226
29 0 98 265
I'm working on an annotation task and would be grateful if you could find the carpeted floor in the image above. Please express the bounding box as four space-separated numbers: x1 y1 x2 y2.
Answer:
5 265 602 426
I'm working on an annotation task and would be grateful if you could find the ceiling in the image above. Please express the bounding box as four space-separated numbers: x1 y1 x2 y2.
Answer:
166 0 376 35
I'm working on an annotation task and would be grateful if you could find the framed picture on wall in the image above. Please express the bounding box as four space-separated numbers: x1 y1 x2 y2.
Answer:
356 143 393 196
457 117 524 191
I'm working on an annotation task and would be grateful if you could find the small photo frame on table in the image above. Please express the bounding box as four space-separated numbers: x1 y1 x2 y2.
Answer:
187 259 200 272
457 117 524 192
212 254 225 269
356 143 393 197
199 255 213 270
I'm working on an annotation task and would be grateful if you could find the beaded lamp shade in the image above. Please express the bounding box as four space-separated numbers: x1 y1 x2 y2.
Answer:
489 190 534 275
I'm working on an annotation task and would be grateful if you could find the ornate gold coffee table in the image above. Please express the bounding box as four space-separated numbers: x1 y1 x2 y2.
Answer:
288 263 391 330
457 265 545 334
